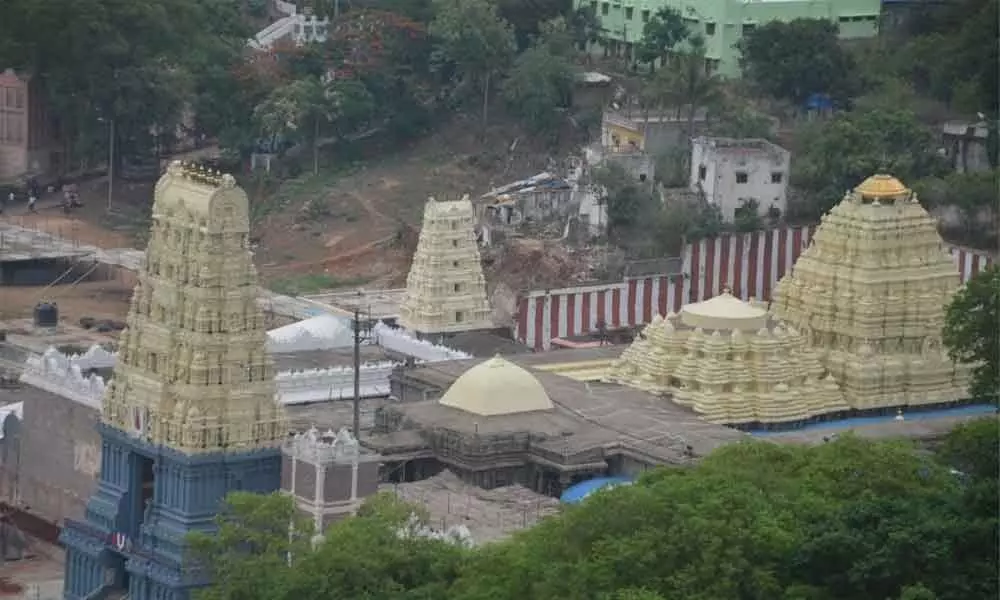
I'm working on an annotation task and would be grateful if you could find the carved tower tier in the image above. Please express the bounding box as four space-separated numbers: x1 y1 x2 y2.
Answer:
399 196 492 336
771 174 971 409
605 291 847 425
60 162 288 600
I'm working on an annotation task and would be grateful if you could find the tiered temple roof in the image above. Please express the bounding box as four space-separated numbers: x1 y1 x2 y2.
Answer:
399 196 492 335
102 161 287 452
606 291 847 425
771 174 970 409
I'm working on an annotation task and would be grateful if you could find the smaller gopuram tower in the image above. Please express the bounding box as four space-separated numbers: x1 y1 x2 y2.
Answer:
399 196 492 336
60 161 287 600
771 174 970 410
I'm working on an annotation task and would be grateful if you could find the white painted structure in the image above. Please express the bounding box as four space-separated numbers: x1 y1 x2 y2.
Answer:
249 1 330 50
19 324 470 409
690 137 791 223
267 314 356 353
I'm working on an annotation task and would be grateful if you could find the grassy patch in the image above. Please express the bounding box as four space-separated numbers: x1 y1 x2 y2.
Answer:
268 273 369 296
245 159 363 227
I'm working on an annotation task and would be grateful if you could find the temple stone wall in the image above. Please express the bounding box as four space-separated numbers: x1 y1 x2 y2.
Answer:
4 388 100 523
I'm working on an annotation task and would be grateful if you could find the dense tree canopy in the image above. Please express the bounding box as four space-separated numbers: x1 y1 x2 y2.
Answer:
738 19 858 107
194 428 999 600
636 7 687 69
430 0 516 128
791 107 949 220
944 266 999 402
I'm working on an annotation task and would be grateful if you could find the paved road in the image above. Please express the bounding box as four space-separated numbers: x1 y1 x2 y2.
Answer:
0 222 327 321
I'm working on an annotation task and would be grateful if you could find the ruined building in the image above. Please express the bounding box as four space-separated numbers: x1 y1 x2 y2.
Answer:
399 197 493 337
771 174 971 409
605 291 847 426
61 162 288 600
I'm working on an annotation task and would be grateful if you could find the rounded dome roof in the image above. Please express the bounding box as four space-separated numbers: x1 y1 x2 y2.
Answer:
855 174 909 199
439 356 554 416
680 291 768 331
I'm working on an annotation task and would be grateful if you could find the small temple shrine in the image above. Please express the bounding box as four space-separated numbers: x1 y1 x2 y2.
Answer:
771 174 970 409
605 291 847 425
399 196 493 337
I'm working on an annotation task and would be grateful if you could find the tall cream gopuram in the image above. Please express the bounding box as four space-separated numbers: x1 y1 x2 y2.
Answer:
771 174 970 409
399 196 492 335
102 161 286 452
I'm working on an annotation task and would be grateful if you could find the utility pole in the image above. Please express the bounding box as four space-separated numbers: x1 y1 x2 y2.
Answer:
107 118 115 211
352 303 361 438
351 290 373 438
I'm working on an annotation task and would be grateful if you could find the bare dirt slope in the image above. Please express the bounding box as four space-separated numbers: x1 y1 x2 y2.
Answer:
3 116 573 313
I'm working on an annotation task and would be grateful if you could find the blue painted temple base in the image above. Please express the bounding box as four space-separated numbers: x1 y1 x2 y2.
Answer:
60 424 281 600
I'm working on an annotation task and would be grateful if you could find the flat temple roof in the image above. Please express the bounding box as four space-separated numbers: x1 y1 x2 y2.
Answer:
301 288 407 320
388 354 746 462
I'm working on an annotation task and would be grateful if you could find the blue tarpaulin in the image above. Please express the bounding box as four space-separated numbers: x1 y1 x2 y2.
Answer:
560 476 634 504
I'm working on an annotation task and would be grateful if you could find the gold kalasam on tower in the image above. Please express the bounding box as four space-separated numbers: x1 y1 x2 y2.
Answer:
605 291 848 425
102 161 286 452
399 196 493 335
771 174 971 409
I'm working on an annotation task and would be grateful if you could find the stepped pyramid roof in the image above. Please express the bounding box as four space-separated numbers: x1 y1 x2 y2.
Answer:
103 161 286 453
771 174 970 409
605 291 845 425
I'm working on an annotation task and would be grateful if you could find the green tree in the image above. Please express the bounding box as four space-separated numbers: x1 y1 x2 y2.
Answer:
569 5 605 50
430 0 516 129
254 77 327 174
635 7 688 71
792 108 949 220
502 19 576 134
0 0 251 168
738 18 858 107
652 36 722 148
190 492 314 600
943 266 999 402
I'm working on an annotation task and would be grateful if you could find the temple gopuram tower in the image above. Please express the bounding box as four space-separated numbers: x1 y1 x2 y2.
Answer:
399 196 492 336
60 162 287 600
771 174 970 410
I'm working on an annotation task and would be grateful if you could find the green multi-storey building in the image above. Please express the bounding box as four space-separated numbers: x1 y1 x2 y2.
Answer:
578 0 881 76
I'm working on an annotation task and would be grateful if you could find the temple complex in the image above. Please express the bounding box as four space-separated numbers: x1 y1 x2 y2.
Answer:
367 352 745 495
771 174 971 409
605 291 847 426
399 196 493 336
60 162 288 600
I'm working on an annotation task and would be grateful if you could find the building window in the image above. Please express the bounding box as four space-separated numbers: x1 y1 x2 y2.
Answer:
771 172 783 184
452 260 459 267
452 239 458 247
601 2 609 15
706 22 716 36
743 23 756 35
698 165 707 181
455 311 465 323
450 221 457 230
641 9 650 22
625 7 633 19
735 172 748 184
453 283 461 293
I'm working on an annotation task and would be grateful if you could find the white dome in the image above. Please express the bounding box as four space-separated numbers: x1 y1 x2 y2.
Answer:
680 291 768 331
439 356 553 416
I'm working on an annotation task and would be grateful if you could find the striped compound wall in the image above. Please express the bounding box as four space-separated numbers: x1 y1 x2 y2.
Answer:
515 226 994 350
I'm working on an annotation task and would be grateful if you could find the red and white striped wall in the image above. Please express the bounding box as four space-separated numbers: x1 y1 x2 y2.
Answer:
515 226 994 351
